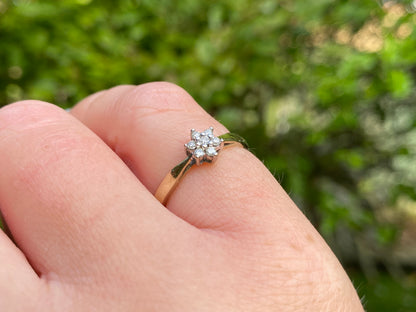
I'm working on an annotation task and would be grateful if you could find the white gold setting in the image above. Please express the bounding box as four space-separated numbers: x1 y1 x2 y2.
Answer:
185 127 224 165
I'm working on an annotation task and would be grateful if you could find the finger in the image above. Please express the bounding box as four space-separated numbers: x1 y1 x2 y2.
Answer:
0 230 40 310
0 100 186 279
71 82 300 232
72 83 364 311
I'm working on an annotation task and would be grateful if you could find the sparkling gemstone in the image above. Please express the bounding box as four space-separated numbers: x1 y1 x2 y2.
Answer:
194 148 205 158
206 146 218 157
203 128 213 136
191 130 200 140
211 137 221 147
200 136 210 145
186 140 196 150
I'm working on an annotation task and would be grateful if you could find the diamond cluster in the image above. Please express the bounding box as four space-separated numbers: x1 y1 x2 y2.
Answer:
185 127 224 165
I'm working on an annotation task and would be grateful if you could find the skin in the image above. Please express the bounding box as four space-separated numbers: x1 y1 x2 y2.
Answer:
0 82 364 311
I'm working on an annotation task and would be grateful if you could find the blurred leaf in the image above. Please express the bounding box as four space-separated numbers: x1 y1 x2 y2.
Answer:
387 69 412 98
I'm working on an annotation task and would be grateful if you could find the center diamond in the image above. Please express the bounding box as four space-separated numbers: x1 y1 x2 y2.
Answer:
185 127 224 165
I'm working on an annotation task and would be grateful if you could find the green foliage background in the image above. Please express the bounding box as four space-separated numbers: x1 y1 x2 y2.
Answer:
1 0 416 310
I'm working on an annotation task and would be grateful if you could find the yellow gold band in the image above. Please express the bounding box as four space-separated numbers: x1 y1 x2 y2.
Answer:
155 131 248 205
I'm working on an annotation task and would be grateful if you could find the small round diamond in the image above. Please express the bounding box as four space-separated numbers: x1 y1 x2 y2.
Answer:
211 137 221 147
194 148 205 158
186 140 196 150
203 128 213 137
191 130 200 140
200 136 210 145
206 146 218 157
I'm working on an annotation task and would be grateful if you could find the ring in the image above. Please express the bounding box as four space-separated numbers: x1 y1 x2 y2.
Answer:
155 127 248 205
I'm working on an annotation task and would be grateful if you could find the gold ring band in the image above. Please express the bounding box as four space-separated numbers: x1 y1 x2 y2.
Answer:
155 128 248 205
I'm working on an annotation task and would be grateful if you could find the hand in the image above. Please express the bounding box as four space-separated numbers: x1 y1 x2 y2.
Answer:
0 82 363 311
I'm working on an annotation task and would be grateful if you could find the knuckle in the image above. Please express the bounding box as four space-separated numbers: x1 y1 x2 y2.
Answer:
0 100 92 162
0 100 65 133
121 81 196 116
0 101 98 199
135 81 190 98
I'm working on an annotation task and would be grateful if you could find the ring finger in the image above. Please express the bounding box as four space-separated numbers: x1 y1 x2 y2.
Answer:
71 82 301 233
